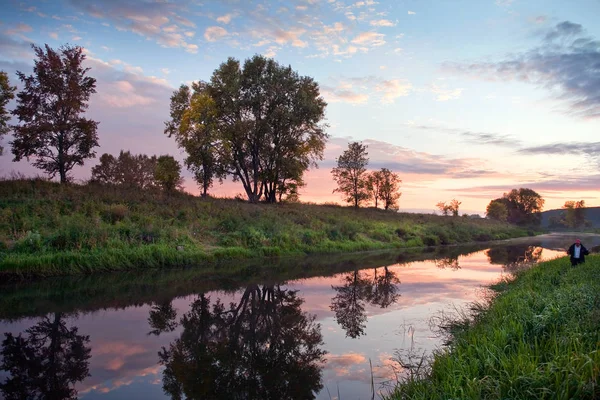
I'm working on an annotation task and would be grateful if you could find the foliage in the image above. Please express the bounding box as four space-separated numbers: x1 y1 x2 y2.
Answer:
164 83 225 197
436 202 450 216
0 71 16 155
449 199 461 217
10 44 99 183
488 188 544 227
436 199 460 217
154 155 183 193
387 255 600 400
563 200 586 229
0 178 528 278
379 168 402 210
167 55 328 203
486 199 508 221
91 150 158 189
332 142 370 208
366 170 384 208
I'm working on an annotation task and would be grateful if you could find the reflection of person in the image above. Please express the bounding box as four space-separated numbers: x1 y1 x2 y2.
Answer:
567 239 589 266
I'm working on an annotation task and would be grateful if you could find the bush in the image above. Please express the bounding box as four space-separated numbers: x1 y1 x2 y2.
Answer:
13 231 43 253
101 204 128 224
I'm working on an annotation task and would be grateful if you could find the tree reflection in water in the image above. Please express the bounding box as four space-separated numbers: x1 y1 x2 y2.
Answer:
148 300 178 336
486 245 543 272
0 312 91 400
158 285 326 400
331 267 400 338
434 255 460 270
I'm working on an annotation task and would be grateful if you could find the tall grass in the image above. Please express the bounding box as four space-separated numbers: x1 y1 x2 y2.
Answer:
388 255 600 400
0 178 529 278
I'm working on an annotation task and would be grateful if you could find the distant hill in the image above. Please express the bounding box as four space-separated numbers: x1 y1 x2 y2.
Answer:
541 206 600 229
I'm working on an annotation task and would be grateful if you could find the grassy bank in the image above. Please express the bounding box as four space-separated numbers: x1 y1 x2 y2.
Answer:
0 178 528 278
388 255 600 400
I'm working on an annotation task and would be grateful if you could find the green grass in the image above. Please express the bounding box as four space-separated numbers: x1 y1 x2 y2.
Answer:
0 178 529 278
387 255 600 400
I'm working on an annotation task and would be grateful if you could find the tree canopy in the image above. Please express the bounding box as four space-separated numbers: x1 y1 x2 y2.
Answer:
486 199 508 222
11 44 99 183
91 150 158 189
155 155 184 193
165 55 328 202
492 188 545 226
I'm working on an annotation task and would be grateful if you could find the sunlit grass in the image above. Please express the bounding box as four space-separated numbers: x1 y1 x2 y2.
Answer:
387 255 600 400
0 178 529 277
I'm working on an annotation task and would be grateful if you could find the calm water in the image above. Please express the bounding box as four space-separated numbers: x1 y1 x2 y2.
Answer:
1 234 598 400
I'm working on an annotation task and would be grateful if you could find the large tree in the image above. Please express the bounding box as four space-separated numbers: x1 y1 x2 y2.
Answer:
172 55 328 203
165 83 225 197
11 44 99 183
0 71 16 155
331 142 370 208
493 188 544 226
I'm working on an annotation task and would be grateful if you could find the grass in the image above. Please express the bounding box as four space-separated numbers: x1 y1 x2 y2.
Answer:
0 178 530 279
387 254 600 400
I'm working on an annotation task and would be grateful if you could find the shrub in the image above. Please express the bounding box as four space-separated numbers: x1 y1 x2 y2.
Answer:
101 204 128 224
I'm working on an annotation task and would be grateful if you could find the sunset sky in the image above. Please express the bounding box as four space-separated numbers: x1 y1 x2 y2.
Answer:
1 0 599 214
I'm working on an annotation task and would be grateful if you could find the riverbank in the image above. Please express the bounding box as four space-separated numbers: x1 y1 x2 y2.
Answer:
0 178 530 279
387 254 600 399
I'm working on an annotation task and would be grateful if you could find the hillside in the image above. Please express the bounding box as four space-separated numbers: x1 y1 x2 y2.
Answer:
541 206 600 229
0 178 530 279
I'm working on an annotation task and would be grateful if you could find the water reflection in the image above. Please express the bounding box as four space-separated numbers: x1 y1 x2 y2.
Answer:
148 301 178 336
434 255 460 270
331 267 400 338
158 285 326 400
486 245 543 273
0 235 595 400
0 313 91 400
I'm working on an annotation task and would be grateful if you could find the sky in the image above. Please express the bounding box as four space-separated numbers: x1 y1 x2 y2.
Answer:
0 0 599 214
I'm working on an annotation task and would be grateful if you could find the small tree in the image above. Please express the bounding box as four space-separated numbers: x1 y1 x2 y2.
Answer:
155 155 183 193
331 142 370 208
366 170 384 208
165 83 225 197
378 168 402 210
11 44 99 183
486 199 508 221
0 71 16 155
436 202 451 216
448 199 461 217
91 151 158 189
90 153 117 184
563 200 586 228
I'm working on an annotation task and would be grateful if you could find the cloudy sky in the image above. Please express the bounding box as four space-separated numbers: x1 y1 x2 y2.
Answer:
1 0 599 214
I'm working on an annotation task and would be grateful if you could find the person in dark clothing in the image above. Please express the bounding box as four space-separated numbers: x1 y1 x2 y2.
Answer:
567 238 589 266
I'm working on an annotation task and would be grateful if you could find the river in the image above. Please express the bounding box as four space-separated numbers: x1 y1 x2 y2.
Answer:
0 233 598 399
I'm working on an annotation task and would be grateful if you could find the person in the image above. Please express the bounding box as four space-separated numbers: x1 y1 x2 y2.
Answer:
567 238 589 266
